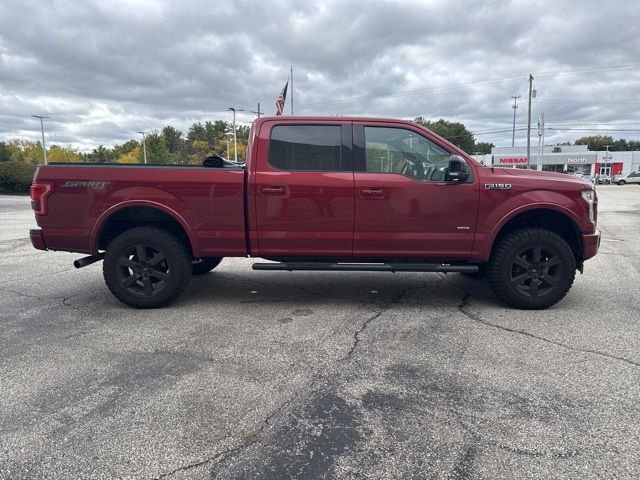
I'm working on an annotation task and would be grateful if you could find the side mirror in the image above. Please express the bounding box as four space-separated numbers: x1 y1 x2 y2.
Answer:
203 155 224 168
446 155 469 183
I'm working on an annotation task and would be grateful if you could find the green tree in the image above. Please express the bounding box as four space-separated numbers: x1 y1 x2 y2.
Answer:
141 131 170 164
47 145 85 163
188 139 212 164
118 147 142 164
0 141 12 162
9 140 45 164
474 141 494 155
627 140 640 150
413 117 475 153
162 126 183 153
574 135 615 151
113 139 139 159
162 125 185 163
88 145 116 163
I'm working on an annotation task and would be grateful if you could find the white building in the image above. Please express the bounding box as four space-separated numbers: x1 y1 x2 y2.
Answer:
472 146 640 178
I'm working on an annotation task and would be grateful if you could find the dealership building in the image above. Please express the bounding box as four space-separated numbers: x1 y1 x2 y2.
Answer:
472 145 640 177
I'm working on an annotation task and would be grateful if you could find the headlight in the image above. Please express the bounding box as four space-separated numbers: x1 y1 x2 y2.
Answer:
581 190 595 224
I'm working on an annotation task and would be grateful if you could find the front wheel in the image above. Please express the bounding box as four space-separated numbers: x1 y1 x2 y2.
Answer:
487 228 576 309
103 227 192 308
617 180 626 185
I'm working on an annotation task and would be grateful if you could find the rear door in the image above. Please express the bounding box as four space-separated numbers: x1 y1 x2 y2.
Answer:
253 121 354 257
352 123 479 259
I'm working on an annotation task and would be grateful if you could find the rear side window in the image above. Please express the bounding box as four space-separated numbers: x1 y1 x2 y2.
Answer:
268 125 345 171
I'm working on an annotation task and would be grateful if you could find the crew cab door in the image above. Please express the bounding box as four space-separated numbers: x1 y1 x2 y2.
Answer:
353 123 479 258
253 121 354 256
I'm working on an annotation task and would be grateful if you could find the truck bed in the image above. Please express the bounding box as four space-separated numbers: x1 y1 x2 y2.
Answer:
32 164 247 257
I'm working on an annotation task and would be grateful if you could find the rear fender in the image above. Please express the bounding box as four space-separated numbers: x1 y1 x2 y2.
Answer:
90 197 199 256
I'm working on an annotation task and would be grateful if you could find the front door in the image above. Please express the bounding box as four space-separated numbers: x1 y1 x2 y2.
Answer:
353 124 479 259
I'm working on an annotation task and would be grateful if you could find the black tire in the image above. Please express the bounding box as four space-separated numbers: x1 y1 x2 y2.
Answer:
617 180 626 185
103 227 192 308
487 228 576 309
192 257 223 275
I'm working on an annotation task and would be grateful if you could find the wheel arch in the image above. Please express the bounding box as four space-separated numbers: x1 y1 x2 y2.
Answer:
91 201 198 257
485 206 584 269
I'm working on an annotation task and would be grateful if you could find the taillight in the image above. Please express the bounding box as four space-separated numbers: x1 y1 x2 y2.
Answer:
30 183 52 215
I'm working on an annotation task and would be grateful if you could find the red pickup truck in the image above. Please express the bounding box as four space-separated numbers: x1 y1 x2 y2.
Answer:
30 116 600 309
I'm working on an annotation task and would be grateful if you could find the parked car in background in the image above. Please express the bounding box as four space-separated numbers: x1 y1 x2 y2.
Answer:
596 174 612 185
574 173 595 184
615 171 640 185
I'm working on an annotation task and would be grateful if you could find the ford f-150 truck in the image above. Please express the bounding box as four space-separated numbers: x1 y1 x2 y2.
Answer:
29 116 600 309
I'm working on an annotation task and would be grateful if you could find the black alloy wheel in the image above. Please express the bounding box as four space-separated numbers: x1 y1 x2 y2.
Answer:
103 227 192 308
488 228 576 309
508 245 562 299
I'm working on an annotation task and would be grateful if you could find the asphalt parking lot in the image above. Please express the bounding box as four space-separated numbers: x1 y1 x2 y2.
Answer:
1 186 639 479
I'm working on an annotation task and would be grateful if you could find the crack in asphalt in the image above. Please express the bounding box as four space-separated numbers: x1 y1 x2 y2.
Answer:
344 282 432 360
452 410 581 459
152 380 314 480
451 282 640 369
0 287 103 313
346 310 383 358
152 445 245 480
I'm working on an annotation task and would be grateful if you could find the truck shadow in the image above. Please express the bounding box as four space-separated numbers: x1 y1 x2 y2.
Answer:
181 269 497 310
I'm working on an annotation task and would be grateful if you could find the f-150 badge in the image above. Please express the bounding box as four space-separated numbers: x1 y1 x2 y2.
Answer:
484 183 512 190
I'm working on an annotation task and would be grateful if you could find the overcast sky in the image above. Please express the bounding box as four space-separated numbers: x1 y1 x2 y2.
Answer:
1 0 639 152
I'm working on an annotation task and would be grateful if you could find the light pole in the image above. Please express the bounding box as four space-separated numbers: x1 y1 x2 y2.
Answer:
137 131 147 164
510 95 521 148
228 107 244 163
32 115 50 164
603 145 612 179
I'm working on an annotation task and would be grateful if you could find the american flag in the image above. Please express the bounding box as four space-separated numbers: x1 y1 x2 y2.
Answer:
275 81 288 116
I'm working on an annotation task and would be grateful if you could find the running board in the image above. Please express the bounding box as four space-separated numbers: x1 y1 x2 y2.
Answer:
252 262 479 273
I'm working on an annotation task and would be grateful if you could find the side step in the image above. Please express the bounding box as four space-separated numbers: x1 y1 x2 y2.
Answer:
252 262 479 273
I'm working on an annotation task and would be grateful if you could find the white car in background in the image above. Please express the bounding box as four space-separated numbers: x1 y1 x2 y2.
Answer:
615 171 640 185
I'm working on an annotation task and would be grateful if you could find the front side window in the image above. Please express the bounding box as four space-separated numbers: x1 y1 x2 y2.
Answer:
268 125 344 171
363 127 452 181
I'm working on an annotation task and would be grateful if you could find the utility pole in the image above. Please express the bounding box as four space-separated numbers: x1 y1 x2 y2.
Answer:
290 65 294 115
32 115 50 164
251 102 262 118
137 131 147 164
526 74 534 166
511 95 521 147
537 113 544 171
228 107 244 163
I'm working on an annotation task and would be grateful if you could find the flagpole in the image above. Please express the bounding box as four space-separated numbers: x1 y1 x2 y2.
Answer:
290 65 294 115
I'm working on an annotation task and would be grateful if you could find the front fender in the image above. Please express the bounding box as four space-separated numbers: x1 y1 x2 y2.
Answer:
473 190 582 261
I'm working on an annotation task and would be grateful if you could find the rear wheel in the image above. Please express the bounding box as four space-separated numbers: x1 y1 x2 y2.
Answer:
192 257 223 275
487 228 576 309
103 227 192 308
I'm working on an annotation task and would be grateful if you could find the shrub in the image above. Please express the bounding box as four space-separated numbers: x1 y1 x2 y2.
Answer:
0 161 38 193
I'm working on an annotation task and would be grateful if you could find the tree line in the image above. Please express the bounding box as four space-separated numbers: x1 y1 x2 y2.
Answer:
0 121 251 165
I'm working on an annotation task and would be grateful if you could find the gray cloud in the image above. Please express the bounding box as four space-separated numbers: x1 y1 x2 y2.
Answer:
1 0 639 151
